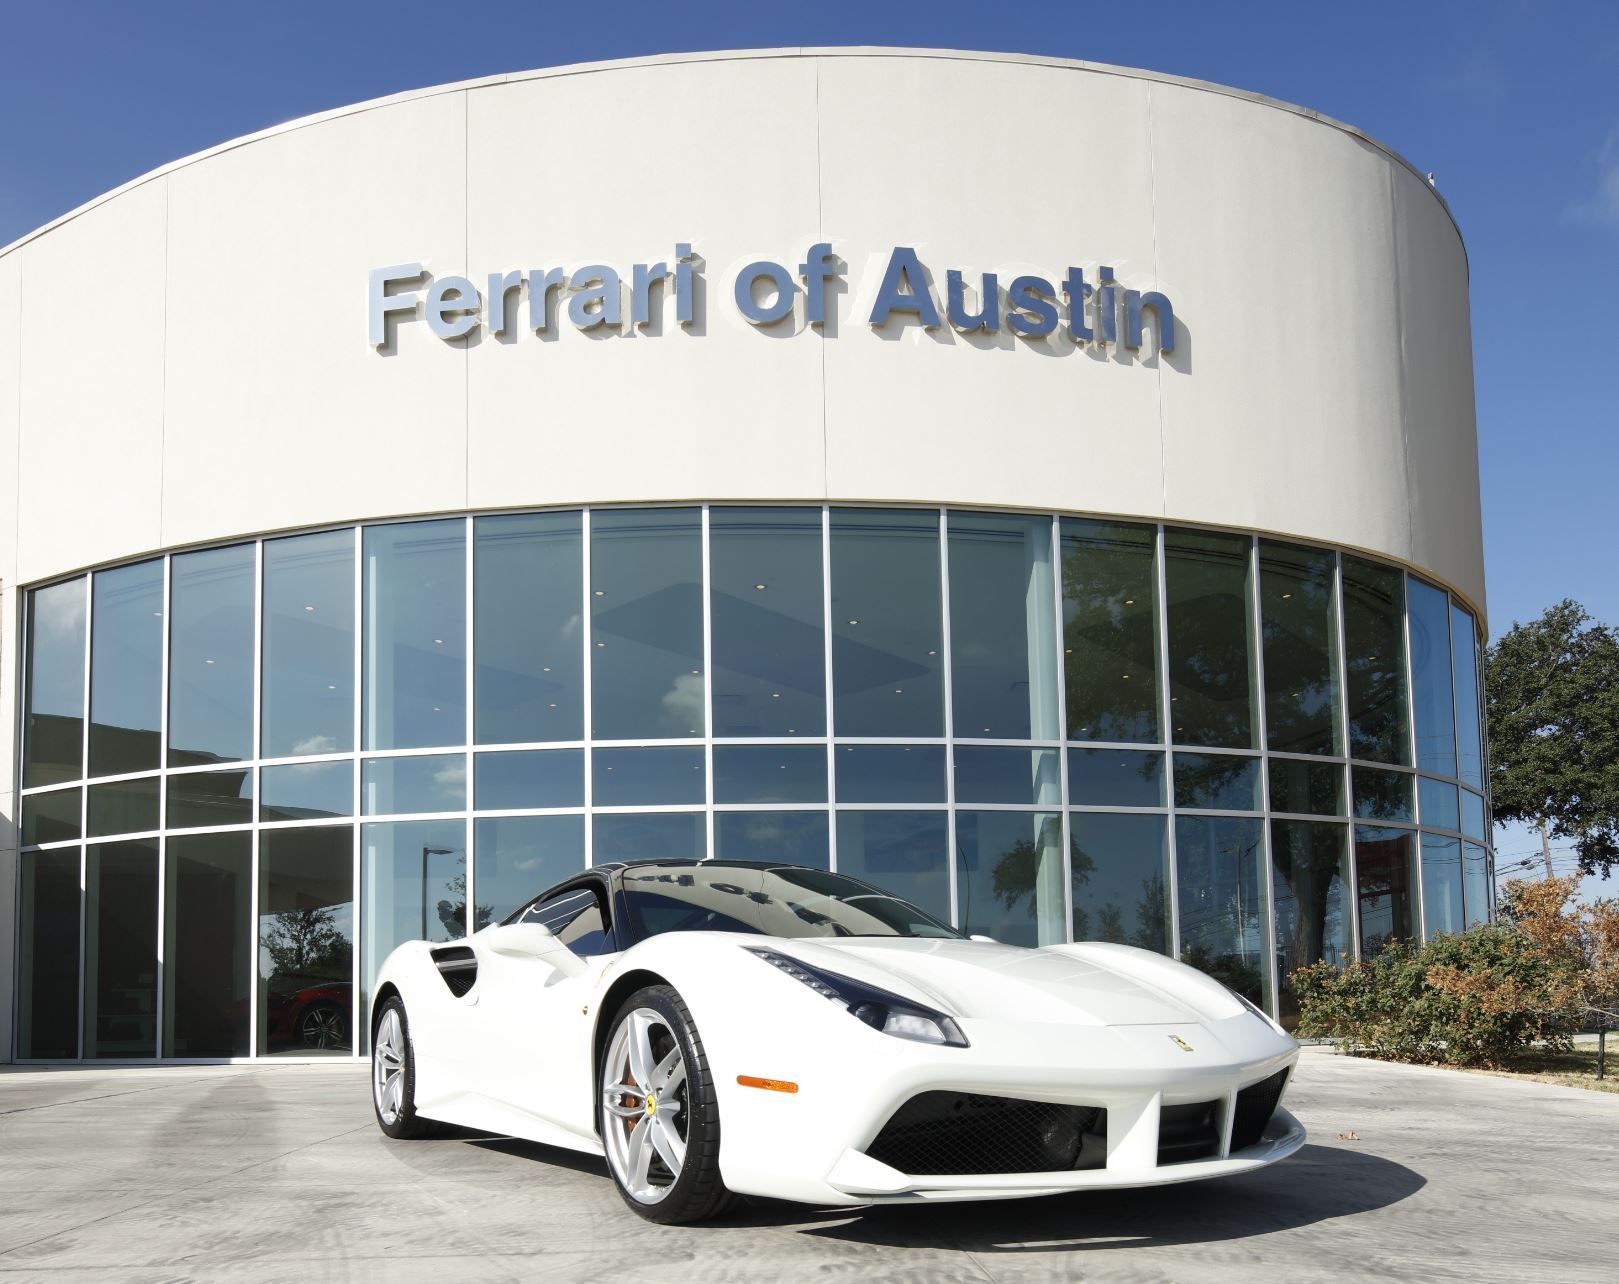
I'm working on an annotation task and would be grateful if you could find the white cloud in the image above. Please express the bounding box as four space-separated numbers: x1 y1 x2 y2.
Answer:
36 585 86 643
1569 126 1619 228
292 734 338 755
661 672 705 732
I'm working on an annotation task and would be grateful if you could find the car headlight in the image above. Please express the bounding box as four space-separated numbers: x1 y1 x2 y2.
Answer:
744 947 969 1048
1230 987 1288 1037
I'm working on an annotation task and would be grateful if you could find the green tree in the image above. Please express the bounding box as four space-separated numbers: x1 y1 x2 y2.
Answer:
1486 600 1619 876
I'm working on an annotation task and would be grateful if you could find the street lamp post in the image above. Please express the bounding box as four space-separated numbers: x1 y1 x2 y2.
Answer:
421 846 456 939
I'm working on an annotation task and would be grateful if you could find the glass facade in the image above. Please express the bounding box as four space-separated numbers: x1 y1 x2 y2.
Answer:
13 505 1494 1055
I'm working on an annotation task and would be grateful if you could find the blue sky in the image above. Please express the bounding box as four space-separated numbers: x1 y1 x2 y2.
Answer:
3 1 1615 886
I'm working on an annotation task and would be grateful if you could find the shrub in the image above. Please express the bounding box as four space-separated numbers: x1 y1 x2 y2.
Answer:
1291 876 1601 1067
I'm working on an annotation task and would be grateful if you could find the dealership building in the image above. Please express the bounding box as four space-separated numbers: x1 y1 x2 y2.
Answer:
0 49 1490 1062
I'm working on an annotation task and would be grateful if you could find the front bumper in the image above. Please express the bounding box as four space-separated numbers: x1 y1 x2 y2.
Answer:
709 1013 1303 1205
822 1105 1307 1203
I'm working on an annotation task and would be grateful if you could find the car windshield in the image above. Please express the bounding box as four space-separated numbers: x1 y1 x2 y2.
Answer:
617 863 962 944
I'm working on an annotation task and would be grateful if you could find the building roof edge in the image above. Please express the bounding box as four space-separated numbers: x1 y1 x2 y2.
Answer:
0 47 1466 265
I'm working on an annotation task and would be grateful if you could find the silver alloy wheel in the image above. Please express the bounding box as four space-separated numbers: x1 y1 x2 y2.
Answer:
602 1007 689 1205
373 1007 406 1125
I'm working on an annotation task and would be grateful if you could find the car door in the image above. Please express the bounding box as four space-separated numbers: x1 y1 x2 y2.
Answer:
472 878 620 1143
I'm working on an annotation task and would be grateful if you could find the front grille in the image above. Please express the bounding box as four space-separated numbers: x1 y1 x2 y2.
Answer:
1229 1068 1289 1153
864 1092 1106 1176
1157 1100 1220 1165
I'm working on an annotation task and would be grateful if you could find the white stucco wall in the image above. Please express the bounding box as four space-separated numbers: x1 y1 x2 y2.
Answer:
1 247 21 1054
0 48 1482 602
0 52 1486 1057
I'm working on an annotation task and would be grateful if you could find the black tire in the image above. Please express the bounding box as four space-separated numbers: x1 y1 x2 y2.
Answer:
299 1002 349 1051
599 985 737 1224
371 996 436 1139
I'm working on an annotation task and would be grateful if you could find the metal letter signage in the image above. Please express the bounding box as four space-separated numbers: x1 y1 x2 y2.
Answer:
368 243 1176 358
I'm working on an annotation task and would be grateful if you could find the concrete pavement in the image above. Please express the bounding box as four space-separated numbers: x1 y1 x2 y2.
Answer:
0 1048 1615 1283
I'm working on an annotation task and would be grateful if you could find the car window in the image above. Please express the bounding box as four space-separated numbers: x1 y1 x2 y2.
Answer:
618 864 961 945
519 885 617 956
629 891 765 939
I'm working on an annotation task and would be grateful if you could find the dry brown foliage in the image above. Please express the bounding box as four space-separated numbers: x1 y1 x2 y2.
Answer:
1500 876 1619 1021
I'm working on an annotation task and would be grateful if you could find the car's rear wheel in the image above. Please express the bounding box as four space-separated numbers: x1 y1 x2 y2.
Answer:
599 985 734 1223
371 996 435 1139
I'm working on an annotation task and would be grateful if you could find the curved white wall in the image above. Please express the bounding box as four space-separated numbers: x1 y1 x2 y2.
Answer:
0 48 1481 599
0 46 1485 1061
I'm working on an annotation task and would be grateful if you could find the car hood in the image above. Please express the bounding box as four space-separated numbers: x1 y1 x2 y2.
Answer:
764 936 1236 1028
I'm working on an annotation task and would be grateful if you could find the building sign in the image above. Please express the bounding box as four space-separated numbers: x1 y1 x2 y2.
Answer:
369 245 1176 356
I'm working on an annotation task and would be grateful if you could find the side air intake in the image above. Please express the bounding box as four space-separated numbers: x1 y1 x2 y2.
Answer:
431 945 478 997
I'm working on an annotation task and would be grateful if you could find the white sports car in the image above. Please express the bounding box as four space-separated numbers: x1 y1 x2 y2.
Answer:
369 860 1306 1223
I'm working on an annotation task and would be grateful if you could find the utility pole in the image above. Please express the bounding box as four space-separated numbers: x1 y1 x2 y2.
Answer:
1540 821 1555 880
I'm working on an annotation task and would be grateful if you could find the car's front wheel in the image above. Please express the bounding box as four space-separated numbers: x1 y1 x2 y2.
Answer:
599 985 734 1223
371 996 435 1139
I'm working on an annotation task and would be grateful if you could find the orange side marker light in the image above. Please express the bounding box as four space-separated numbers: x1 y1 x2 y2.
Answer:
737 1075 799 1094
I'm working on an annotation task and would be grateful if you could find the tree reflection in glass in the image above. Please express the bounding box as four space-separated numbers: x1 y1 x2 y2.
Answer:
1060 519 1159 743
1173 752 1261 810
1175 815 1268 1007
1164 530 1257 749
958 812 1064 946
1352 766 1414 821
1268 757 1345 817
1259 541 1341 756
259 827 354 1057
1270 819 1352 1029
1068 812 1171 953
1342 557 1410 764
1354 825 1417 956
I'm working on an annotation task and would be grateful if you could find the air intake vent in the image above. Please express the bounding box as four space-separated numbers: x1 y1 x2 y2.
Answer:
1230 1068 1289 1153
864 1092 1106 1176
431 945 478 998
1157 1100 1220 1165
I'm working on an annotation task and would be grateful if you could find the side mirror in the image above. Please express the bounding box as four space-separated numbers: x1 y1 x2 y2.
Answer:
486 922 588 977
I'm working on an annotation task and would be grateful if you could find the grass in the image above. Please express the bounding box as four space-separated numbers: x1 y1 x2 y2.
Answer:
1453 1043 1619 1095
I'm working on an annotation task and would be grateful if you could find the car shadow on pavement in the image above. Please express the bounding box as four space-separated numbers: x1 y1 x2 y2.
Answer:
789 1145 1424 1253
462 1133 614 1177
458 1131 1423 1250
